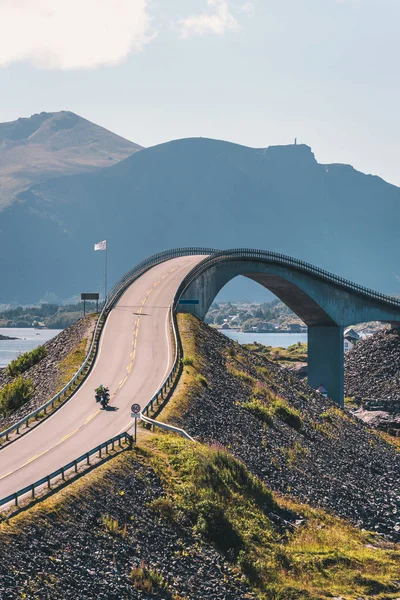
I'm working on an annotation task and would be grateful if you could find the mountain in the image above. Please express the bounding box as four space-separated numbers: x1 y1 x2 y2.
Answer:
0 137 399 303
0 111 142 209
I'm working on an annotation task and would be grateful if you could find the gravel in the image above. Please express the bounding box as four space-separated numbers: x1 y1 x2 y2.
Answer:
0 453 255 600
171 320 400 541
345 327 400 435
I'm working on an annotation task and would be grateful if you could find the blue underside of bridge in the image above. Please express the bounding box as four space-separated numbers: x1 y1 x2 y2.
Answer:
175 252 400 406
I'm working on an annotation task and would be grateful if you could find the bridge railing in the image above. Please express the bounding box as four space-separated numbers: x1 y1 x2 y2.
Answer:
174 248 400 310
0 432 132 509
1 247 215 446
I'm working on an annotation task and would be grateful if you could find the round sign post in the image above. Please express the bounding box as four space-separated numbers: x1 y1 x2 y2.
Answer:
130 403 141 444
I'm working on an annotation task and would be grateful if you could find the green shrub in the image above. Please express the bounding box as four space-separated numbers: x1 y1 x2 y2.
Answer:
182 356 194 367
0 377 34 414
242 398 274 425
196 374 208 387
273 399 302 430
6 345 47 377
148 497 175 521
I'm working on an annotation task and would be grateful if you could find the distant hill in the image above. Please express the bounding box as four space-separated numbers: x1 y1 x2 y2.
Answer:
0 111 142 208
0 137 399 303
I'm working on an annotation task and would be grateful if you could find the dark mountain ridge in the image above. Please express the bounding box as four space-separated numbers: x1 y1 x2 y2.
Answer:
0 136 399 303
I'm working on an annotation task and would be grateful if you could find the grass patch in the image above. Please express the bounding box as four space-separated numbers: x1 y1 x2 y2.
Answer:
229 367 256 386
130 561 167 593
284 441 309 466
375 431 400 452
101 514 127 538
241 398 274 425
344 396 359 408
243 391 303 431
145 434 400 599
195 374 208 387
245 342 308 364
57 339 87 389
273 398 302 430
161 314 208 424
182 355 195 367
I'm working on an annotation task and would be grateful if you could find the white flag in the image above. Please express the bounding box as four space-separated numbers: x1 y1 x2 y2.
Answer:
94 240 107 251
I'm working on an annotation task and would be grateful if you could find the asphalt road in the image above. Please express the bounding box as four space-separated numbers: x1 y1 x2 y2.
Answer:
0 255 205 501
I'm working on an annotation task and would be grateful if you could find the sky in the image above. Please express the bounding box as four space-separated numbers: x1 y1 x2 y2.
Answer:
1 0 400 185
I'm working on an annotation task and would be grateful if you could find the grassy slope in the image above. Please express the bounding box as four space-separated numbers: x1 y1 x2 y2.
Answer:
147 436 400 600
1 436 399 600
161 314 400 599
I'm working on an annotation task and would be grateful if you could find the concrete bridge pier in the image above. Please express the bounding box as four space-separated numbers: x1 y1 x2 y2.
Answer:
308 325 344 407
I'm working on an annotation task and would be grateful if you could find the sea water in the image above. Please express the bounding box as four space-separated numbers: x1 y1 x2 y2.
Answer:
0 328 62 367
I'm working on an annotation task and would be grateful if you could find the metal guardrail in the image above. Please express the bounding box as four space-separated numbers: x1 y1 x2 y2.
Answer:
139 306 196 442
0 307 108 443
174 248 400 311
1 247 215 445
0 432 132 508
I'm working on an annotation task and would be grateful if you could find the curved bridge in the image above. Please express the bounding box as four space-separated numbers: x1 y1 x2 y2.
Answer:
1 247 399 505
176 249 400 406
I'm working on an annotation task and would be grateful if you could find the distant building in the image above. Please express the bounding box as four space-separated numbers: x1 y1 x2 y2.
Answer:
344 338 354 352
344 328 360 352
344 328 360 342
316 385 328 397
221 322 230 330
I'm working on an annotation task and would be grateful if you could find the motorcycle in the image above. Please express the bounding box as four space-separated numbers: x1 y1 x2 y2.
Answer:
95 386 110 409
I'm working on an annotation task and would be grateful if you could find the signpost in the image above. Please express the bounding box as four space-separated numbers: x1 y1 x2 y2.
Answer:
131 403 141 444
178 299 199 305
81 292 100 316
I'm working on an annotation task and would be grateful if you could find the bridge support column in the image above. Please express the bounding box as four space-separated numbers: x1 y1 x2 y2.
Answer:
308 325 344 407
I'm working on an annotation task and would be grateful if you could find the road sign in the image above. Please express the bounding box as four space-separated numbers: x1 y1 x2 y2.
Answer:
81 293 100 315
130 404 141 444
178 299 199 305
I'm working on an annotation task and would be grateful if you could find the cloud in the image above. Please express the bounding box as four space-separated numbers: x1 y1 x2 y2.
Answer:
238 2 254 16
179 0 239 38
0 0 153 70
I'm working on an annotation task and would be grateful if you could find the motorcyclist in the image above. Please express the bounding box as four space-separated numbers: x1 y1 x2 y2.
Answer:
95 384 105 395
95 384 109 405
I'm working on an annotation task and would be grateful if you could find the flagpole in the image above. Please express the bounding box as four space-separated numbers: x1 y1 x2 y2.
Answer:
105 240 108 303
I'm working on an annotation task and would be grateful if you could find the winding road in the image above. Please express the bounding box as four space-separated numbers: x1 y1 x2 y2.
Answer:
0 255 205 502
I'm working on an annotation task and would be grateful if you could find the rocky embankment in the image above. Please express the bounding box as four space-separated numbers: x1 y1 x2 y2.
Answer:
166 315 400 541
0 449 254 600
0 317 95 431
345 328 400 435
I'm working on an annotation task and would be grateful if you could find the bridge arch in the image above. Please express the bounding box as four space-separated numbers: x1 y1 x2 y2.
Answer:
175 249 400 406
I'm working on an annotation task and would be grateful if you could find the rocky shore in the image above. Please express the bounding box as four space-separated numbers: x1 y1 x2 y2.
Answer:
0 334 19 341
345 327 400 435
167 315 400 541
0 316 95 432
